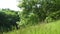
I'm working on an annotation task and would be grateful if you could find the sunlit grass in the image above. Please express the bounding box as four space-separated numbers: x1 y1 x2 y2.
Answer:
4 20 60 34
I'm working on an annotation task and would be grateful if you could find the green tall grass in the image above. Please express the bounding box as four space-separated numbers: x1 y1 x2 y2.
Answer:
4 20 60 34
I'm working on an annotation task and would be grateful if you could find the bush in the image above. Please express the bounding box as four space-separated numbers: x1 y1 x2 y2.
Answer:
0 9 20 32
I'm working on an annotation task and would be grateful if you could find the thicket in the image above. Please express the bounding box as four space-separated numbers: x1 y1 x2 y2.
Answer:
0 9 20 32
18 0 60 26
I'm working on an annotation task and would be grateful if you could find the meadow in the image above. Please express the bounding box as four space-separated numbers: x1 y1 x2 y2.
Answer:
3 20 60 34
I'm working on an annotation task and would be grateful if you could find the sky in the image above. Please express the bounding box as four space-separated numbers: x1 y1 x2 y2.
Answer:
0 0 20 11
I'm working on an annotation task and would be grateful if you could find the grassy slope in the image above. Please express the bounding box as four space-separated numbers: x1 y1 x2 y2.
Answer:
4 20 60 34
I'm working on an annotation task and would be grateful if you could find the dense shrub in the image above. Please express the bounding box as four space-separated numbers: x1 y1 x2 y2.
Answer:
0 9 20 32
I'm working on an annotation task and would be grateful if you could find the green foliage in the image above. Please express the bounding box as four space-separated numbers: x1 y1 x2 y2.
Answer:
45 10 60 23
0 9 20 32
18 0 60 25
19 12 38 26
2 0 60 33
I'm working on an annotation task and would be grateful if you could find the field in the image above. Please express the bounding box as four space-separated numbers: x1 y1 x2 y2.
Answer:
3 20 60 34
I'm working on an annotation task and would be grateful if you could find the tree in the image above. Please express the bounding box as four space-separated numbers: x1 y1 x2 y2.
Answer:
18 0 60 25
0 9 20 32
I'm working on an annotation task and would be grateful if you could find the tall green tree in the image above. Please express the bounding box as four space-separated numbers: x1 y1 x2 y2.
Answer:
18 0 60 24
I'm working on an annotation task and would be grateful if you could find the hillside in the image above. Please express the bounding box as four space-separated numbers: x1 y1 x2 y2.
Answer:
4 20 60 34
